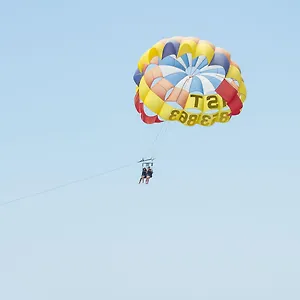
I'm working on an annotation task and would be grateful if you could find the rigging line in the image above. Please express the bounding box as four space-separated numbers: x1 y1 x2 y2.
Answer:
0 162 135 207
148 121 168 157
1 111 168 207
153 122 167 145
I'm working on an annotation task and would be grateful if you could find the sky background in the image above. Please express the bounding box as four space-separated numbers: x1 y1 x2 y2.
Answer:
0 0 300 299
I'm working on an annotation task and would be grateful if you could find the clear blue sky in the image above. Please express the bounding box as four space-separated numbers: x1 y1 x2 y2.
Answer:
0 0 299 299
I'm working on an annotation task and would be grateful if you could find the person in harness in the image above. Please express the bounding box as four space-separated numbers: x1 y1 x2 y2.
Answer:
145 166 153 184
139 167 147 184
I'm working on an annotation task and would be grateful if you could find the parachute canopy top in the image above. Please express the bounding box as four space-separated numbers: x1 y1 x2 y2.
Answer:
133 36 247 127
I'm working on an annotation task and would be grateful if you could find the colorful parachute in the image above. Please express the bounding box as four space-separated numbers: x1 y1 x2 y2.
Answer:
133 36 247 126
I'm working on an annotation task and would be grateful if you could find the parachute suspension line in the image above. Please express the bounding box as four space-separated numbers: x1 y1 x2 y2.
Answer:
151 122 167 151
148 121 168 160
138 122 168 169
0 162 136 207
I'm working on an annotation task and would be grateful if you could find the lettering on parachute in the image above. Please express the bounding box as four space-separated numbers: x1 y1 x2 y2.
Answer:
168 94 231 126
